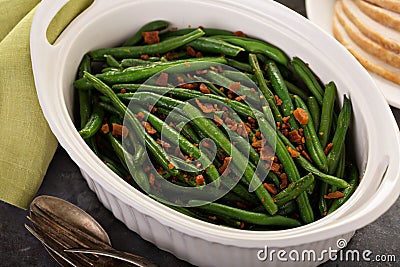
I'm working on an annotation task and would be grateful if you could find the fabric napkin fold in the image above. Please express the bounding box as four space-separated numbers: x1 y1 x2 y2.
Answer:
0 0 93 209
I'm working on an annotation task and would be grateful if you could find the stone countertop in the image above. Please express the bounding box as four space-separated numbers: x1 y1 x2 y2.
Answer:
1 0 399 266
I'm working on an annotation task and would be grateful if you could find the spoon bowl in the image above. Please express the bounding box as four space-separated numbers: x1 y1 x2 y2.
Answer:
29 195 111 266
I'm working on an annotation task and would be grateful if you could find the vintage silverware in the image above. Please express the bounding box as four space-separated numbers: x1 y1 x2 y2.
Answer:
25 195 157 267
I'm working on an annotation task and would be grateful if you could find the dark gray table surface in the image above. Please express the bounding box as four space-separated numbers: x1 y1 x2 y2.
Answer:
1 1 399 266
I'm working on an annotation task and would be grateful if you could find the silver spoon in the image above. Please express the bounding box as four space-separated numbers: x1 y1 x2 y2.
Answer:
26 195 157 267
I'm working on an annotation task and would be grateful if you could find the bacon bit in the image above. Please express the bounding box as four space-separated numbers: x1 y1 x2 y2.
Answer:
195 174 205 185
255 131 262 139
141 121 157 134
280 173 288 189
179 83 198 89
219 87 225 93
236 123 248 137
324 191 345 199
195 51 203 58
263 183 278 195
282 116 291 124
261 198 265 203
208 215 217 221
288 130 302 144
125 175 132 181
156 139 171 149
112 123 129 138
140 54 149 60
155 72 168 87
100 123 109 134
286 146 300 158
186 46 197 57
195 69 208 75
195 99 215 113
250 88 256 93
252 140 263 148
293 108 309 125
228 82 241 93
274 95 283 106
149 173 155 185
270 162 282 174
199 83 211 94
236 202 249 210
144 165 152 173
301 150 313 163
218 157 232 177
176 76 185 84
235 95 246 101
230 123 238 131
142 31 160 44
260 145 274 161
120 88 127 94
233 30 247 37
168 163 175 170
213 115 224 126
324 143 334 155
184 61 191 68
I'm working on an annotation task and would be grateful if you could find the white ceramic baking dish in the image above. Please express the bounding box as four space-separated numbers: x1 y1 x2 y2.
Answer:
31 0 400 266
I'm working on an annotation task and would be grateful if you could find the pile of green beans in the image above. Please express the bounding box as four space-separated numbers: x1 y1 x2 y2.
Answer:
74 20 360 230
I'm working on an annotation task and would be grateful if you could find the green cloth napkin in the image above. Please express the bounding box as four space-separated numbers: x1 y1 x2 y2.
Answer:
0 0 92 209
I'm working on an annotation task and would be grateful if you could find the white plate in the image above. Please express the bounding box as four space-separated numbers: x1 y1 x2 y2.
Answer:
305 0 400 108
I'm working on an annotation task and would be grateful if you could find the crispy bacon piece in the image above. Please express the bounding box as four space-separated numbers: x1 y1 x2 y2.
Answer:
288 129 302 144
286 146 300 157
279 173 288 189
111 123 129 138
142 31 160 44
141 121 157 134
293 108 309 125
155 72 168 87
218 157 232 177
324 191 345 199
195 99 215 113
233 31 247 37
228 82 241 93
100 123 109 134
186 46 197 57
199 83 211 94
324 143 334 155
263 183 278 195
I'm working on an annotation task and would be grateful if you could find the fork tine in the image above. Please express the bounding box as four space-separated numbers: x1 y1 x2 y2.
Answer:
25 223 92 267
27 215 99 264
32 203 110 249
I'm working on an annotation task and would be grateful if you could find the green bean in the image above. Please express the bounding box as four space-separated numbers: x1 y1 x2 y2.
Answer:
318 181 329 217
135 106 221 187
182 103 278 215
143 130 180 177
277 200 298 216
123 20 169 46
77 54 92 128
248 54 283 124
222 70 256 87
189 200 301 227
120 58 155 68
159 28 233 39
90 28 205 61
113 84 202 99
327 164 359 214
266 60 298 130
203 70 259 103
106 133 150 192
225 58 254 73
291 57 324 105
204 82 226 97
294 95 328 172
275 173 314 207
104 54 120 68
75 57 227 90
212 35 289 66
318 81 337 148
331 146 346 193
188 37 244 56
78 104 104 139
307 96 321 131
83 72 146 164
276 130 349 188
285 80 309 101
326 96 352 174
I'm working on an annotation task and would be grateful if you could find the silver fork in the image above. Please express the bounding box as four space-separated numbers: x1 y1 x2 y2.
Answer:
26 202 157 267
